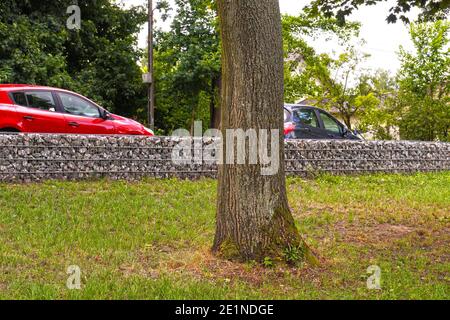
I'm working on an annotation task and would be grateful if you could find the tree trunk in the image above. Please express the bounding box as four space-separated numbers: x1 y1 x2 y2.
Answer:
213 0 316 263
344 115 352 130
209 75 222 129
338 104 353 130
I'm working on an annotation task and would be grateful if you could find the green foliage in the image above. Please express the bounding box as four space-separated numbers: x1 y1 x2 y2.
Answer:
396 20 450 141
308 0 449 24
306 47 387 130
358 98 396 140
0 16 71 86
283 244 305 266
262 257 274 268
281 14 388 131
0 0 147 120
355 70 398 139
152 0 220 134
282 13 360 103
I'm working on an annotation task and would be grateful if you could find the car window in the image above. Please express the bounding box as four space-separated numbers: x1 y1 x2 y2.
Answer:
12 92 28 106
319 111 342 134
25 91 56 111
58 92 100 118
292 109 319 128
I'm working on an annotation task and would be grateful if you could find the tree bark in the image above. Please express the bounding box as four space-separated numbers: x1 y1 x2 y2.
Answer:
213 0 316 263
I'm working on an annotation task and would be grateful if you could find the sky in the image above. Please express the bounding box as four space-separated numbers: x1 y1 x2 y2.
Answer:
118 0 420 75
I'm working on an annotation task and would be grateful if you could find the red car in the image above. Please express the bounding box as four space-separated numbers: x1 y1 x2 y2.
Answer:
0 84 154 136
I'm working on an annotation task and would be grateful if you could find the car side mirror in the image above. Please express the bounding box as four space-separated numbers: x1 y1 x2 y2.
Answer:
100 109 109 120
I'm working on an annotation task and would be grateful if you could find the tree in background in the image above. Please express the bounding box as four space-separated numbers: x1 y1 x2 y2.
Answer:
314 47 378 129
153 0 221 134
282 12 360 103
0 0 147 119
281 12 386 131
396 20 449 141
357 70 399 140
293 45 384 131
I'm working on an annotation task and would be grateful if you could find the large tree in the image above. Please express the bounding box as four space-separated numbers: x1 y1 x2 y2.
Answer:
211 0 448 262
213 0 316 263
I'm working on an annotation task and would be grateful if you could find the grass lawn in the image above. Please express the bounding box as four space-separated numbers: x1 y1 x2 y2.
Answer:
0 172 449 300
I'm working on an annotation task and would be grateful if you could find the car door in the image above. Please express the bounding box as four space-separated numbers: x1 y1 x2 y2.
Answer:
12 91 66 133
291 108 325 139
56 92 115 134
317 110 345 139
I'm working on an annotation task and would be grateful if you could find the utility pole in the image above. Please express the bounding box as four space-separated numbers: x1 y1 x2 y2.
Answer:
147 0 155 130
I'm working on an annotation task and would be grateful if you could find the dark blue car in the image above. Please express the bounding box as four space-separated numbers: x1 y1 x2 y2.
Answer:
284 104 362 140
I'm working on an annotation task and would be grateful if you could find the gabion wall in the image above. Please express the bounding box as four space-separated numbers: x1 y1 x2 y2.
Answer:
0 133 448 183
